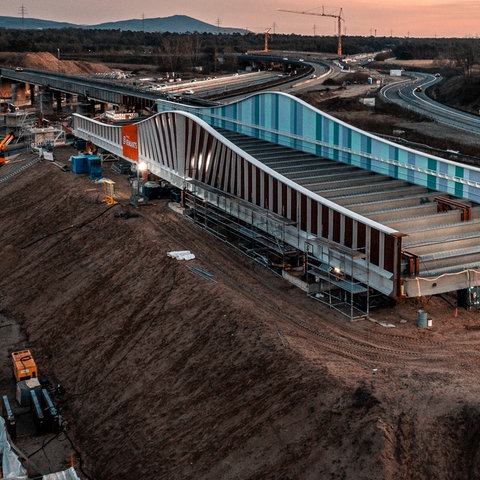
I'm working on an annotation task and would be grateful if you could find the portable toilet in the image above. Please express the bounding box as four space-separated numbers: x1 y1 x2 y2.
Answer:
70 155 89 174
87 154 102 180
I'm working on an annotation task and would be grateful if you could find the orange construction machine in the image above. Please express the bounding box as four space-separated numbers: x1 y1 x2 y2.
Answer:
11 349 38 382
0 131 15 165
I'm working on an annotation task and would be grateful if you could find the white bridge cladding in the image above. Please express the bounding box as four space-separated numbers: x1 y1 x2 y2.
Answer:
73 91 480 299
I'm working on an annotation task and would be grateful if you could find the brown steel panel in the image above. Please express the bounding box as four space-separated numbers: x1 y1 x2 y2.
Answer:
332 211 341 243
263 172 269 209
357 222 366 250
160 116 170 169
165 114 175 168
300 194 307 230
182 118 190 173
383 235 396 273
233 154 239 196
198 128 206 182
290 188 297 223
344 216 353 248
239 158 245 199
272 178 278 213
247 162 253 202
310 201 318 235
322 205 329 238
256 168 262 207
204 135 214 184
282 183 288 218
370 228 380 266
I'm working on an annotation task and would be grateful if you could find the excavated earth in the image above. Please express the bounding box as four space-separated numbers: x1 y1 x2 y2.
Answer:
1 149 480 479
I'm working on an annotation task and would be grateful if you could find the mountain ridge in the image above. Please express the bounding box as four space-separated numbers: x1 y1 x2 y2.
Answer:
0 14 245 34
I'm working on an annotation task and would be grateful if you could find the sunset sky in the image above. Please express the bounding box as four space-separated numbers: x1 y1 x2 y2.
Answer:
7 1 480 38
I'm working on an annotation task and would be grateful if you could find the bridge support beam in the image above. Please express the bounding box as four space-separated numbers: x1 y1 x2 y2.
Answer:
28 83 36 105
54 91 62 111
39 87 53 115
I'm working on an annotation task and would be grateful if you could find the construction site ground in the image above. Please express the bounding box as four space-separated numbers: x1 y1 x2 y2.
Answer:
1 146 480 479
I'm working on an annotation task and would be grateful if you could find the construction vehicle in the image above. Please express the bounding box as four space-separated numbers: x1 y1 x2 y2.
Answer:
11 349 38 382
0 131 15 165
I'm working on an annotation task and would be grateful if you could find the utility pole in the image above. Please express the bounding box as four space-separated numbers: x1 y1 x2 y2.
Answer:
18 4 27 28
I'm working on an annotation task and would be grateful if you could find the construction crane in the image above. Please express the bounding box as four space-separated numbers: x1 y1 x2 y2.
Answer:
264 27 272 52
279 7 344 56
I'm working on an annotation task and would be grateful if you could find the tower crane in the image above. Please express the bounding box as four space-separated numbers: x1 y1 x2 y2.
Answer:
278 7 344 56
264 27 272 52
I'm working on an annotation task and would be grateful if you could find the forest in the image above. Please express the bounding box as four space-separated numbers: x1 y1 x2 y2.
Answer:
0 27 477 75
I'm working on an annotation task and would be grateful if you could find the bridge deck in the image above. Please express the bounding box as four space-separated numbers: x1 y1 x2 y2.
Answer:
218 128 480 279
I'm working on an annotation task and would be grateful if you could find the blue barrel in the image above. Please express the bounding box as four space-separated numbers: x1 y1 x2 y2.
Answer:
417 310 428 328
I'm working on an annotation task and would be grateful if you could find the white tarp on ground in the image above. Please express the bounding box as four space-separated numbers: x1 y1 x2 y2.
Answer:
0 417 80 480
42 466 81 480
0 417 27 480
167 250 196 261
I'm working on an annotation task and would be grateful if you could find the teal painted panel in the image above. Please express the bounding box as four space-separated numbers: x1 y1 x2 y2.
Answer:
427 158 437 190
153 93 480 203
455 164 464 179
278 96 292 141
315 114 323 156
332 123 340 161
455 180 464 197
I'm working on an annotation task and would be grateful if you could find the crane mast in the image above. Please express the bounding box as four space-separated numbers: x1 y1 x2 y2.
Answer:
264 27 272 52
279 7 344 56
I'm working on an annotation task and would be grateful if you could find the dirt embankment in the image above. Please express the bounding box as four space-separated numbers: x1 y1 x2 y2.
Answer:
2 152 480 479
0 51 112 75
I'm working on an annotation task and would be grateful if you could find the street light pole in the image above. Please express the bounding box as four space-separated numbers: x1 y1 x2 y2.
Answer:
132 160 147 206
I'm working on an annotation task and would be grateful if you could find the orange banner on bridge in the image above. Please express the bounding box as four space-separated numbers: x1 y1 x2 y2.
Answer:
122 124 139 161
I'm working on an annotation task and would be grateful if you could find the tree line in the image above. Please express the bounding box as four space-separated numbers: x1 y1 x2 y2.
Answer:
0 27 477 75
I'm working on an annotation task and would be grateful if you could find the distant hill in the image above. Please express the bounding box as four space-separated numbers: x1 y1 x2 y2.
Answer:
0 16 76 29
91 15 244 34
0 14 245 34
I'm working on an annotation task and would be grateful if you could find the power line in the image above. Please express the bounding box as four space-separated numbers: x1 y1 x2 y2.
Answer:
18 4 28 28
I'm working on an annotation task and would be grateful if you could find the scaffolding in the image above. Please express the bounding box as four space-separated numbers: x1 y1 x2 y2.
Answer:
183 187 374 321
305 240 370 321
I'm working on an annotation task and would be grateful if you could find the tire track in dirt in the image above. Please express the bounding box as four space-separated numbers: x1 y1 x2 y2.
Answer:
135 204 457 370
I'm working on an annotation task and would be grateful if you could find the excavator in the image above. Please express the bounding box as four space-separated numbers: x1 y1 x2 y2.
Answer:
0 131 15 165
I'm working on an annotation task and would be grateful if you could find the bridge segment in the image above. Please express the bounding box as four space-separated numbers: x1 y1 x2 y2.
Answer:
73 91 480 303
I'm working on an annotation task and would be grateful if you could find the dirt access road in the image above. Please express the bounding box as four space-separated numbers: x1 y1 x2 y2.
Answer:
1 149 480 479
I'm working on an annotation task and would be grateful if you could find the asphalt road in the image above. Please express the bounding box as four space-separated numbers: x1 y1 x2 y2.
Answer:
380 72 480 135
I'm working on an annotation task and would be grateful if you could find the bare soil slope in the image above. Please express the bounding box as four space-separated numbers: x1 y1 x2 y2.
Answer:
2 152 480 479
0 51 112 75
